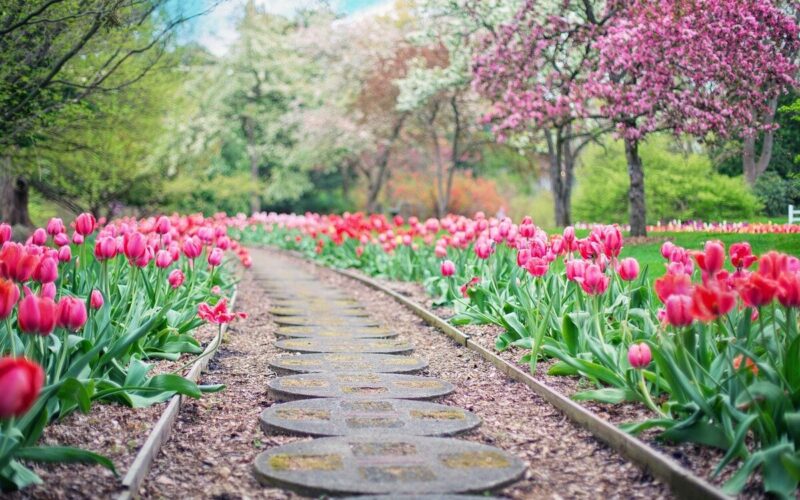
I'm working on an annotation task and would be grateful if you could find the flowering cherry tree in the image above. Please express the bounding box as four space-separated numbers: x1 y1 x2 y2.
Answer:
472 0 798 235
591 0 799 235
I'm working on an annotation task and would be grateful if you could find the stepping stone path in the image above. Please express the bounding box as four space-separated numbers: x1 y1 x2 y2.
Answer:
252 260 525 496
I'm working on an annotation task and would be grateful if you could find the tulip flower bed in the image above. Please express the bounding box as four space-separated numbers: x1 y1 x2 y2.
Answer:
0 213 248 491
240 212 800 498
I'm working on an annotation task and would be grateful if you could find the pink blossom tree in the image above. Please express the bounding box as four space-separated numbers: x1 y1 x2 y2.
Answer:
472 0 798 235
591 0 798 235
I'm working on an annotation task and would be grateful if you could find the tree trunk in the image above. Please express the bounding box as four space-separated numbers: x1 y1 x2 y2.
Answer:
625 137 647 237
545 129 573 227
242 115 260 214
0 167 33 227
365 114 406 213
743 97 778 186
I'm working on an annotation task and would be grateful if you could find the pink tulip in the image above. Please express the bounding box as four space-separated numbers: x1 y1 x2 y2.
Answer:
525 257 548 277
123 232 146 261
694 240 725 277
182 237 202 260
93 236 117 260
628 343 652 369
155 216 171 235
434 245 447 258
31 228 47 246
40 283 56 300
617 258 640 281
474 240 493 259
46 218 65 236
665 294 693 327
0 224 11 244
207 248 223 267
579 264 609 295
168 269 185 289
74 213 97 236
58 245 71 263
441 260 456 277
33 257 58 284
90 290 104 310
56 296 87 331
155 250 172 269
71 232 84 245
565 259 586 281
0 357 45 418
53 233 69 247
18 288 56 335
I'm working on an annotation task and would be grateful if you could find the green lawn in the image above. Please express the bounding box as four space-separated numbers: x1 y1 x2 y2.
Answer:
620 232 800 279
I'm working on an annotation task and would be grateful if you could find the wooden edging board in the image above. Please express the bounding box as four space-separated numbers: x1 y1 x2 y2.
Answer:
313 264 729 500
116 288 239 500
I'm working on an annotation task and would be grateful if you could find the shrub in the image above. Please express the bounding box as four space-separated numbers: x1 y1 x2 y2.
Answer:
573 135 761 223
754 171 800 216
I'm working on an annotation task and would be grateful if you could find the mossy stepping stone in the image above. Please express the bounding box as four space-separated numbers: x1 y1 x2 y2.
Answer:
275 326 397 340
268 373 454 401
252 435 525 496
261 398 480 437
269 306 369 317
270 299 360 309
275 338 412 355
269 353 427 374
273 316 380 327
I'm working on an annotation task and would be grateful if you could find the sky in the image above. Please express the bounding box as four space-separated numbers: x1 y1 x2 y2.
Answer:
176 0 392 56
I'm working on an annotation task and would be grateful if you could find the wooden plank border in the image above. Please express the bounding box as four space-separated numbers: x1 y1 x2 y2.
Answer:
116 288 238 500
316 264 729 500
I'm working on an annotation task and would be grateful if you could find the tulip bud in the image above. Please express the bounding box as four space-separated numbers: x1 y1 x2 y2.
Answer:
31 228 47 246
617 258 640 281
207 247 223 267
0 357 45 418
72 232 84 245
441 260 456 277
90 290 104 310
56 296 87 331
58 245 72 263
155 250 173 269
46 218 65 236
0 278 20 320
75 213 97 236
627 343 652 369
0 224 11 244
168 269 185 289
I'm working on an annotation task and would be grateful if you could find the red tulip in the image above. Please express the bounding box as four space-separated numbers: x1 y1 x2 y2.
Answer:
56 296 87 331
75 213 97 236
733 355 758 376
777 273 800 308
18 289 57 335
730 242 757 270
441 260 455 277
628 343 652 369
168 269 185 289
758 251 789 281
0 357 45 419
0 224 11 244
525 257 549 277
694 240 725 278
33 256 58 284
665 294 693 327
90 289 104 310
654 273 692 303
739 273 777 308
617 258 640 281
0 278 19 320
690 284 736 322
15 252 40 283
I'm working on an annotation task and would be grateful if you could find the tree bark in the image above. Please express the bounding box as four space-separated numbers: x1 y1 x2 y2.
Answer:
545 129 573 227
241 115 260 214
625 137 647 237
0 161 33 227
743 97 778 186
365 114 406 213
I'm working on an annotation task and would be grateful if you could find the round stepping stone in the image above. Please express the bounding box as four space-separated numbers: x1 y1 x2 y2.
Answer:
261 398 480 437
269 353 427 374
270 306 369 317
274 316 380 327
268 373 454 401
275 327 397 340
276 338 413 355
252 435 525 496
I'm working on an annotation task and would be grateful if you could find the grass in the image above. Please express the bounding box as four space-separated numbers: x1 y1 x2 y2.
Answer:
620 232 800 280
